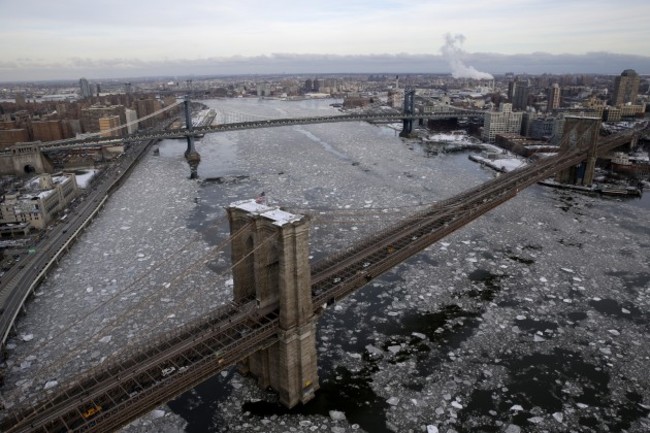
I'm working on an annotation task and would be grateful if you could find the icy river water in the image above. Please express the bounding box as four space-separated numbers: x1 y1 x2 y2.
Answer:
2 98 650 433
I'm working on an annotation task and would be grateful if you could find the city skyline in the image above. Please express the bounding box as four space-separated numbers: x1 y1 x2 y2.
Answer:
1 0 650 81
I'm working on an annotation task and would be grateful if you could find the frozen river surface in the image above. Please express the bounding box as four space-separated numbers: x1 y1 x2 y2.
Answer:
2 98 650 433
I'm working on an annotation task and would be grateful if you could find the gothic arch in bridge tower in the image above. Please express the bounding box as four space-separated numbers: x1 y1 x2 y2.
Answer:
555 117 601 186
9 141 53 176
227 200 319 408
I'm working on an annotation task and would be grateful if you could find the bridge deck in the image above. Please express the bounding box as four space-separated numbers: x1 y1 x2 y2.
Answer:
37 109 486 151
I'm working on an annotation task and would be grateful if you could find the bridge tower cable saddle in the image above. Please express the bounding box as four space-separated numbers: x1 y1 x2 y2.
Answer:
227 199 319 408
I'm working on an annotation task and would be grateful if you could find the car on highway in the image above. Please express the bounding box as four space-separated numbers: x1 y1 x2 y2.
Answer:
81 404 102 419
161 367 176 377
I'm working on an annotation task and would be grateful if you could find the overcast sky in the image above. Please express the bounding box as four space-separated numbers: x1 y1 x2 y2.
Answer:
1 0 649 81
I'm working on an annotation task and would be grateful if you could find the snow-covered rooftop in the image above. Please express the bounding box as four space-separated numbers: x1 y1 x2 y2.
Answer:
75 170 98 189
36 190 54 199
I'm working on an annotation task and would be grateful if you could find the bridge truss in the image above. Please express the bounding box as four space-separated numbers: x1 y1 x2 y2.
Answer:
39 108 485 152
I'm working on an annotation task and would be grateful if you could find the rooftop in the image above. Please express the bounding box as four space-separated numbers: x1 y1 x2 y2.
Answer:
231 199 304 227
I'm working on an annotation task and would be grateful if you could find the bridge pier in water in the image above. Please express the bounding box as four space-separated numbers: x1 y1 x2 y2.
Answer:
183 98 201 179
227 200 319 408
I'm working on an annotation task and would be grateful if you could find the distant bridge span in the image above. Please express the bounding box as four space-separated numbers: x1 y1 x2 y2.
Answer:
39 109 486 152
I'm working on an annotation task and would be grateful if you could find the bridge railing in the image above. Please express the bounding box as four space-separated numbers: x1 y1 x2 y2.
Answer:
75 314 280 433
2 297 252 425
2 303 279 433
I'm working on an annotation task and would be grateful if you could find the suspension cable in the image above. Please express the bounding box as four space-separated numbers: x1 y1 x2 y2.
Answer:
17 229 279 408
20 219 251 387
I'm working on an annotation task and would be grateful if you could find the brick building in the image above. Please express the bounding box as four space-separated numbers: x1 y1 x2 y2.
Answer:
0 129 29 149
32 120 65 142
99 115 122 137
134 98 162 129
80 105 126 134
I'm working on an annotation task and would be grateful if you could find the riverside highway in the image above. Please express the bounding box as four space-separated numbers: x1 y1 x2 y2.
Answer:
0 136 160 354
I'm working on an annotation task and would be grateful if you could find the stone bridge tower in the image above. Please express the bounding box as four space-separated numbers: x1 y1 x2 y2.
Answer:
555 116 601 185
10 141 53 175
226 199 319 407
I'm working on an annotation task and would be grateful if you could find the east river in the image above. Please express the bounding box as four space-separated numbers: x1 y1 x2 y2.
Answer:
2 98 649 433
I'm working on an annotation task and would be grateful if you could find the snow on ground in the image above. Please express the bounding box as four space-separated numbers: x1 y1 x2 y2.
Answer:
74 168 99 188
469 153 527 172
424 131 478 144
467 142 528 172
384 123 403 131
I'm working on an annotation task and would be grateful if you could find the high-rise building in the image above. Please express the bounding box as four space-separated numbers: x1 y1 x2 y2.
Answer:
481 103 524 143
610 69 640 106
514 86 529 111
525 114 565 143
507 81 516 101
99 115 122 137
547 83 561 111
387 90 403 108
32 120 65 142
0 129 29 149
134 98 162 129
125 108 138 134
80 105 126 133
79 78 92 99
508 77 530 111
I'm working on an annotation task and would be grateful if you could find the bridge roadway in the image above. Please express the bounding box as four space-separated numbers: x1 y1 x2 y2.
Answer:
37 109 486 152
1 129 640 433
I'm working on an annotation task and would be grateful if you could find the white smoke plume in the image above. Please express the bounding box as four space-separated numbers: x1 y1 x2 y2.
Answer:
440 33 494 80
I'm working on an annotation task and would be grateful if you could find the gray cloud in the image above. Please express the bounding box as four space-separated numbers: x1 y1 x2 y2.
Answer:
1 52 650 82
